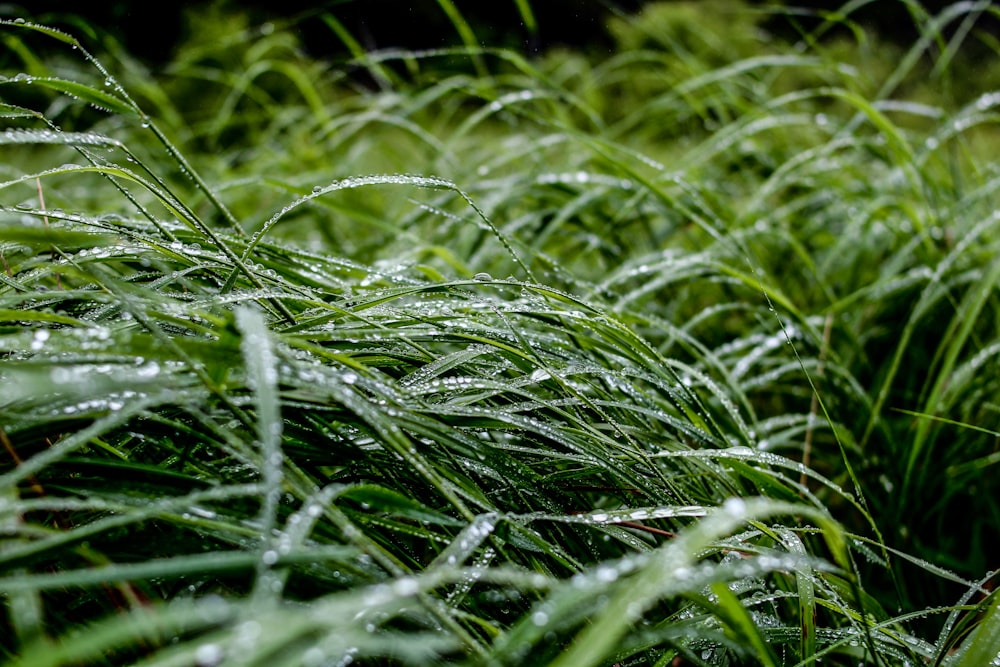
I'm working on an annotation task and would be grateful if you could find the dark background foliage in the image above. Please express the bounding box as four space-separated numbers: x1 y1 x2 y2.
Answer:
6 0 984 66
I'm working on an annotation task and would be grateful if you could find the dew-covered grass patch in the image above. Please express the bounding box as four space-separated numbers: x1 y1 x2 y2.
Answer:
2 2 1000 665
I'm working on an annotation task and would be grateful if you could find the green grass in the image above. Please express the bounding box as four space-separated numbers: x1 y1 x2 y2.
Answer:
2 1 1000 665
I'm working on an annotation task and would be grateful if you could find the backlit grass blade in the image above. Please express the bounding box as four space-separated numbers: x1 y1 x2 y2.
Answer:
235 306 285 603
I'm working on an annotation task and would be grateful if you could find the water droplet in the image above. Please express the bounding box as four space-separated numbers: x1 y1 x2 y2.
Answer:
722 497 746 517
529 369 550 382
473 272 492 281
31 329 50 351
195 643 224 666
392 577 419 596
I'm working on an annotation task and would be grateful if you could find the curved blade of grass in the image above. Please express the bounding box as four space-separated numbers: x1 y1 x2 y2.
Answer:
548 498 849 667
434 0 488 78
235 306 285 603
0 76 137 116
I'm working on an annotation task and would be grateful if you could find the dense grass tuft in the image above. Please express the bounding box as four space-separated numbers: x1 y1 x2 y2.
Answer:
2 2 1000 665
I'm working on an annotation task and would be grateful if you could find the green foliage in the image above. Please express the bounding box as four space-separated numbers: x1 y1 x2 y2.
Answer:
2 2 1000 665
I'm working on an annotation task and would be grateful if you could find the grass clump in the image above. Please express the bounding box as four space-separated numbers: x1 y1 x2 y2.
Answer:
2 1 1000 665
